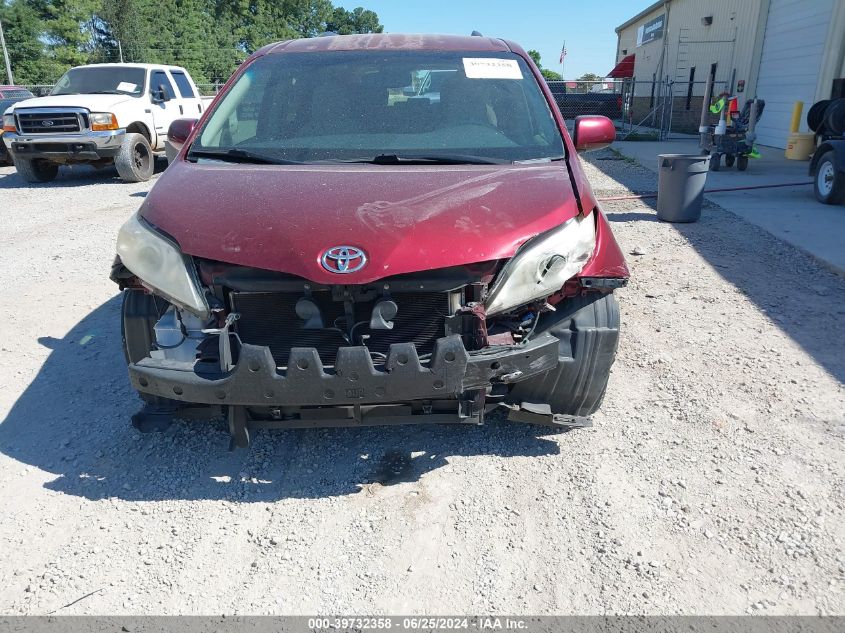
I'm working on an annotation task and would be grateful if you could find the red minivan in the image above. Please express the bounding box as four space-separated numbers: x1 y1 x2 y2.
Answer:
111 34 628 447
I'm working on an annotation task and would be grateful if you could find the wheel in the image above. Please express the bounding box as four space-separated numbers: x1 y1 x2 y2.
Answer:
115 132 154 183
13 156 58 183
710 153 721 171
508 293 621 417
737 155 748 171
725 154 736 167
814 151 845 205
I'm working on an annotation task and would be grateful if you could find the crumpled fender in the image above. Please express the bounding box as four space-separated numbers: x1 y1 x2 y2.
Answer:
578 206 629 279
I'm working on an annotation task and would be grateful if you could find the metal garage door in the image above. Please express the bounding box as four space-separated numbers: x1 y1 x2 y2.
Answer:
755 0 834 148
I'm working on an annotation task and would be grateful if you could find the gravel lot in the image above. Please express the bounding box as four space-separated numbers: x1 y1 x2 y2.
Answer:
0 154 843 616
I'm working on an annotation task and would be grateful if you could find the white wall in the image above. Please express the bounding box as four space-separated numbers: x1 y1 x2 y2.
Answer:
754 0 835 147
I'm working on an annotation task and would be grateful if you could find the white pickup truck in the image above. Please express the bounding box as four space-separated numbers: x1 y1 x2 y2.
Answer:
1 63 205 183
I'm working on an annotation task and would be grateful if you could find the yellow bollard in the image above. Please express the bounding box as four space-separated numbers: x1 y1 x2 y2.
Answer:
789 101 803 134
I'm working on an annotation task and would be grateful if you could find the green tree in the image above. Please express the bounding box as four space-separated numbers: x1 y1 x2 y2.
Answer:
0 0 48 83
1 0 384 88
35 0 99 68
575 72 605 92
326 6 382 34
527 50 561 81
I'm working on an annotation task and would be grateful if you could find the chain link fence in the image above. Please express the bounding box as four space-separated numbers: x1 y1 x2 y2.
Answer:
546 78 730 140
195 84 222 97
21 85 54 97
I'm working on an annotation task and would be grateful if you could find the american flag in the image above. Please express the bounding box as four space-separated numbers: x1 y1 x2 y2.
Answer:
559 43 567 64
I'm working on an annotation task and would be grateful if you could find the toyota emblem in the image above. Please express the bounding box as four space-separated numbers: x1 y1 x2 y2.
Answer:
320 246 367 274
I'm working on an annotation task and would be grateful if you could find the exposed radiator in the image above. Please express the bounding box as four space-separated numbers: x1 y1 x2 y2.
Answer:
232 291 450 367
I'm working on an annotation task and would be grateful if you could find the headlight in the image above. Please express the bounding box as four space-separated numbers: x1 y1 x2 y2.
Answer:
2 114 15 132
90 112 119 131
485 214 596 315
116 213 209 317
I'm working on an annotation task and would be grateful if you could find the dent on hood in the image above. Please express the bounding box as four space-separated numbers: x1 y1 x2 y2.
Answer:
141 162 582 283
354 170 507 235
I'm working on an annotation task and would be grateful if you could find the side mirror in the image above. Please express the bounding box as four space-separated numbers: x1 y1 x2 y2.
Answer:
573 115 616 152
167 118 198 152
151 85 170 103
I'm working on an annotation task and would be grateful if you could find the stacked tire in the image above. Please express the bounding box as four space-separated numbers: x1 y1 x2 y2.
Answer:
808 98 845 137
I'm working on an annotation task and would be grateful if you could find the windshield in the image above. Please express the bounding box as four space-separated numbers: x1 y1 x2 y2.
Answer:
51 67 146 97
193 51 564 164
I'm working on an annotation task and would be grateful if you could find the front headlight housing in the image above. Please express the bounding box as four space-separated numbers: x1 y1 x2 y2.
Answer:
116 213 209 318
485 213 596 315
90 112 119 131
2 113 15 132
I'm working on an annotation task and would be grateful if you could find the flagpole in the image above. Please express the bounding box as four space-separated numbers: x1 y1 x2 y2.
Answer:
561 40 566 79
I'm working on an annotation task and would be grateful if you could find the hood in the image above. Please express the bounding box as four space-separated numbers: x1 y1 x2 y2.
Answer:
141 160 581 284
8 94 135 112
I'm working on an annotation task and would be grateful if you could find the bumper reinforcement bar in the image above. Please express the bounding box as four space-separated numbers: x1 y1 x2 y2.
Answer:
128 334 560 408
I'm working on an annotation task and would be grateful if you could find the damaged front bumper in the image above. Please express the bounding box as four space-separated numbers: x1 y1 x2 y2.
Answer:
129 334 559 414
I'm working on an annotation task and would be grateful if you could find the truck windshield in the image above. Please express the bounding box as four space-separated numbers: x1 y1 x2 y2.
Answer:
193 51 565 164
51 67 146 97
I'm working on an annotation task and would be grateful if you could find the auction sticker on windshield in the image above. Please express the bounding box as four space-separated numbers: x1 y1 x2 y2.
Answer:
117 82 137 92
463 58 523 80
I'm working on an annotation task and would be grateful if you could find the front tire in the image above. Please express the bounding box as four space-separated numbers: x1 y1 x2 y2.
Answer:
14 156 59 183
814 151 845 205
508 293 621 417
115 133 154 183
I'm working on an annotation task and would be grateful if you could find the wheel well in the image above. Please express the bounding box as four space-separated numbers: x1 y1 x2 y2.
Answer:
126 122 151 143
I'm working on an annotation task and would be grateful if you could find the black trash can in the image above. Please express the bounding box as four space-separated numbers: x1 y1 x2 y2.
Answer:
656 154 711 223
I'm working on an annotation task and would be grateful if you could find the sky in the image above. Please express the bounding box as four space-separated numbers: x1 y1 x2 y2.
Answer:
336 0 649 78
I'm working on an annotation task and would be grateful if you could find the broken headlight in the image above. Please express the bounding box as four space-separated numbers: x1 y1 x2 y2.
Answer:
485 213 596 315
116 213 209 318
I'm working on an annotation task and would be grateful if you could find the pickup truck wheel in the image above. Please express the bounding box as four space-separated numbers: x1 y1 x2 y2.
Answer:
14 157 59 183
508 292 621 417
814 151 845 205
115 133 154 183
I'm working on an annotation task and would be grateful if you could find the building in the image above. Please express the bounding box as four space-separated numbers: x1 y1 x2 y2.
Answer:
612 0 845 147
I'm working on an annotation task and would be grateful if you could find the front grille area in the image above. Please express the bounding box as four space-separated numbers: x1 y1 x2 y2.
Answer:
17 111 82 134
232 291 450 367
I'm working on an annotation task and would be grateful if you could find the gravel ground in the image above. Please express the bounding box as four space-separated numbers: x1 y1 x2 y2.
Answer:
0 154 843 616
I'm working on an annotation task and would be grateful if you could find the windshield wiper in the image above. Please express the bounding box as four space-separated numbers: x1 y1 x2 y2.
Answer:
88 90 124 95
186 148 302 165
513 156 566 164
323 154 507 165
